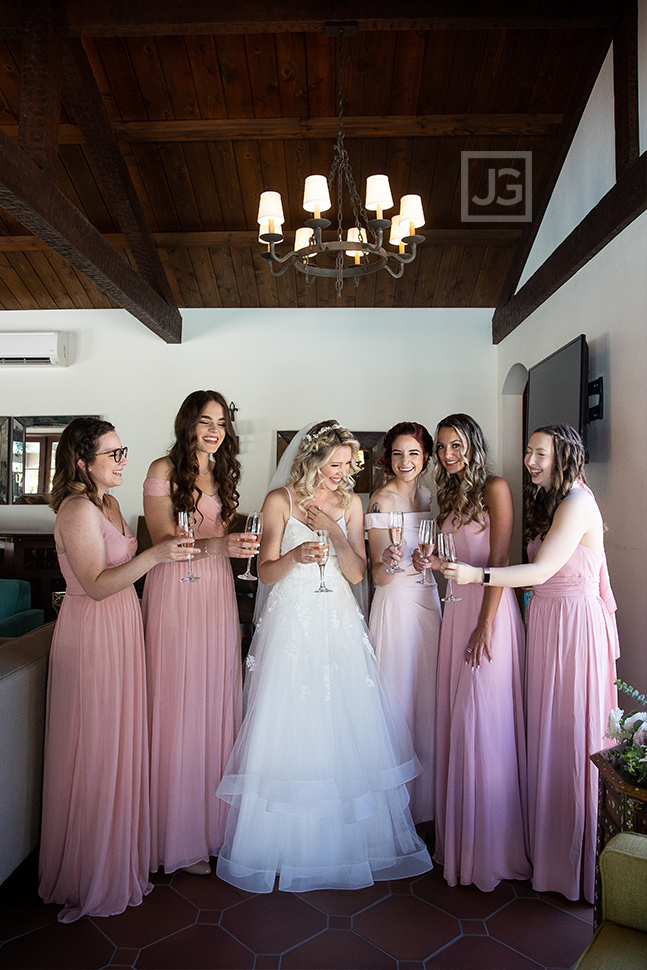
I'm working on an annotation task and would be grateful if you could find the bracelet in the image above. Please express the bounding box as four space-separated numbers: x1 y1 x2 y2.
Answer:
205 539 217 559
482 568 491 585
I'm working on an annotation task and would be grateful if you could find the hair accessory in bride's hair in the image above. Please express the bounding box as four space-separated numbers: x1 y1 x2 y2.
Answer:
304 423 345 442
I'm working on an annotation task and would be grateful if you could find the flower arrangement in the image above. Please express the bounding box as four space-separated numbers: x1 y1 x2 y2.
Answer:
605 680 647 786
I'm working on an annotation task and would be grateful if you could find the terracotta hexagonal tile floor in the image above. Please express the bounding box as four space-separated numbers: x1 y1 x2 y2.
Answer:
0 850 594 969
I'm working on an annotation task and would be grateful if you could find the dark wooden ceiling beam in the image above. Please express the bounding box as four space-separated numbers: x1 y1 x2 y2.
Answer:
0 228 521 251
613 0 639 179
0 1 623 37
18 0 62 176
0 114 563 144
63 37 177 307
59 1 623 36
491 150 646 343
0 127 182 342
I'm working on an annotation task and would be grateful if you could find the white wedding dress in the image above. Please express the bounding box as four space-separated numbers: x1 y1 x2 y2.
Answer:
216 495 432 893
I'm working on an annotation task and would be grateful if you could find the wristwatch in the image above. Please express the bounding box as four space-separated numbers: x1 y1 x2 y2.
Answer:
482 568 491 585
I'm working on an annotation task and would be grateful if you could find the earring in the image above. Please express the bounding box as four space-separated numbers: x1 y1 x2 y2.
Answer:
315 470 324 487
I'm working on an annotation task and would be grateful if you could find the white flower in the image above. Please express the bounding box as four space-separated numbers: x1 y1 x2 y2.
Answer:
366 675 375 689
245 654 256 670
300 684 311 698
623 711 647 732
605 707 627 740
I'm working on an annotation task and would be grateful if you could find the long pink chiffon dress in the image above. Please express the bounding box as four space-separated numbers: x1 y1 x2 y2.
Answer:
39 498 152 923
365 511 441 824
434 516 530 891
526 510 619 902
142 480 242 873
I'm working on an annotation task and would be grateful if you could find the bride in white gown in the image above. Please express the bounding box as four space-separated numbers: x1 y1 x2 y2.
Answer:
216 420 432 893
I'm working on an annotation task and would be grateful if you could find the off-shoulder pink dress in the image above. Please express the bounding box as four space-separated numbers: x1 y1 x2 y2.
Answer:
365 511 441 824
142 479 242 873
526 527 619 902
434 516 530 891
39 498 152 922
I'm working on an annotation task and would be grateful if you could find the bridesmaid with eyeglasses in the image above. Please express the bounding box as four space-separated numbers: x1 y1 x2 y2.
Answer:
39 418 192 922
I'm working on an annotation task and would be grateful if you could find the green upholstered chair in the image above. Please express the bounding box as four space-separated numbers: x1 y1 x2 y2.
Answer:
574 832 647 970
0 579 45 637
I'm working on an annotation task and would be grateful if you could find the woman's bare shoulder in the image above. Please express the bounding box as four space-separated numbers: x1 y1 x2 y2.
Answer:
367 484 397 513
147 455 173 479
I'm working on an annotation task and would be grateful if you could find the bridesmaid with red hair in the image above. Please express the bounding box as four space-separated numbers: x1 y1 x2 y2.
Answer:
365 421 441 829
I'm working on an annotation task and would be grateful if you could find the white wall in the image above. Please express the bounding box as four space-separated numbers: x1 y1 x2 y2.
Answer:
518 48 616 288
0 305 497 532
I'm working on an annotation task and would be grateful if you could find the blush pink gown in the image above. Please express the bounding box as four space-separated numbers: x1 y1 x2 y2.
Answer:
526 527 619 902
434 516 530 891
39 498 152 922
365 511 441 824
142 480 242 873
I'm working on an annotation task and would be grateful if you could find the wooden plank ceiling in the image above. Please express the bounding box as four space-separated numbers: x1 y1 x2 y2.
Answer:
0 1 621 338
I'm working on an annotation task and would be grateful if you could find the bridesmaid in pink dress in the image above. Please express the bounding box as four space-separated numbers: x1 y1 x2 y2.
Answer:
142 391 257 876
39 418 192 922
444 425 619 902
365 422 441 830
416 414 530 891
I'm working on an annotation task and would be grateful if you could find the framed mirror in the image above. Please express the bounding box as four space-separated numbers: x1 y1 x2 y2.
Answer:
3 416 94 505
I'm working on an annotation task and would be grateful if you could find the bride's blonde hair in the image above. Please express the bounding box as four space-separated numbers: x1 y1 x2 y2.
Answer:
289 420 360 510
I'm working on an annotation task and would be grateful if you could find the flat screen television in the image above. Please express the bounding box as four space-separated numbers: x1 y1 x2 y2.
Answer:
526 335 589 443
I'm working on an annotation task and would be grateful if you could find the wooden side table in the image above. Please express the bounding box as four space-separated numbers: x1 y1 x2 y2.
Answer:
591 747 647 926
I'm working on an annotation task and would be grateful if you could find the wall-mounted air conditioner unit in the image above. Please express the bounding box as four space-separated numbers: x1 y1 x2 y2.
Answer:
0 331 69 366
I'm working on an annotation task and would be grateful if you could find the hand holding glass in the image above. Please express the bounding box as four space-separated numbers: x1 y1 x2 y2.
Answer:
417 519 436 586
437 532 461 602
313 529 332 593
177 511 200 584
386 511 405 574
238 512 263 581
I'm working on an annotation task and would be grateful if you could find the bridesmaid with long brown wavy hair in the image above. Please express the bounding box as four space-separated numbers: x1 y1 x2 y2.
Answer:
142 390 258 876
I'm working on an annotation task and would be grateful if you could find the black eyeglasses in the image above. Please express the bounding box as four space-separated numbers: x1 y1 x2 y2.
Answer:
94 447 128 462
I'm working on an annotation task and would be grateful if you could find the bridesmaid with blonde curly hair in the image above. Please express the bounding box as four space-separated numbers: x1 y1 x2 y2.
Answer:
216 420 432 893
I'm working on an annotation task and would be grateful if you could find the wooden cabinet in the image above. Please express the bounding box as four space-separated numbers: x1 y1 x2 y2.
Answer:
0 533 64 623
591 748 647 925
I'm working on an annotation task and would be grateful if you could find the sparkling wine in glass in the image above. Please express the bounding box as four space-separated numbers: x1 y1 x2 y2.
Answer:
313 529 332 593
238 511 263 581
177 511 200 584
386 511 405 574
417 518 436 586
437 532 461 602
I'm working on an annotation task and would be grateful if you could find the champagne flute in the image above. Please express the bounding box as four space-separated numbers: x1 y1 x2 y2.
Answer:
313 529 332 593
238 511 263 581
417 518 436 586
177 511 200 584
385 511 405 574
437 532 461 602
